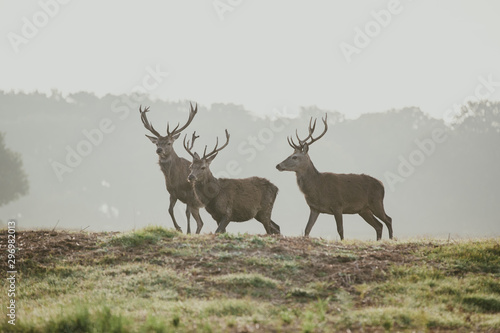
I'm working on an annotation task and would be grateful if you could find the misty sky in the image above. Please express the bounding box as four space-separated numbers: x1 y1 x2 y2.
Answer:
2 0 500 119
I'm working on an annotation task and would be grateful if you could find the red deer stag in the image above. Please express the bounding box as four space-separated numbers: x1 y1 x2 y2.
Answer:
140 103 205 234
276 114 393 240
183 130 280 234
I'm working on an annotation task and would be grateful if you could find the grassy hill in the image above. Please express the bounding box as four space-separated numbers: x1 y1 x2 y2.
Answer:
1 227 500 332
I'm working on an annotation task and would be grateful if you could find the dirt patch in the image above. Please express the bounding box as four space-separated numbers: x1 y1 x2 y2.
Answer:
1 230 100 271
6 229 429 294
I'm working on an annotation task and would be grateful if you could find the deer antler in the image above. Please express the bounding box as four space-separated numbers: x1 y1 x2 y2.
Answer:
167 102 198 136
203 129 230 159
289 113 328 150
306 113 328 146
183 131 200 159
297 117 317 145
139 105 162 137
287 136 301 150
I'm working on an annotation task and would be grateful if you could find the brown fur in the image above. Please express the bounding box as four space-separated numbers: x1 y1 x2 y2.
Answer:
278 152 392 240
140 105 205 234
277 115 392 240
157 152 204 233
184 131 280 234
193 174 280 234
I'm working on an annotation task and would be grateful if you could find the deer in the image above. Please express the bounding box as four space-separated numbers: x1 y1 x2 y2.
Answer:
139 103 205 234
183 130 281 235
276 114 393 240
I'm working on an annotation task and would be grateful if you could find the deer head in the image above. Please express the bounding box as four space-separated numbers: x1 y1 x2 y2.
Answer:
139 103 198 158
276 113 328 172
183 130 230 183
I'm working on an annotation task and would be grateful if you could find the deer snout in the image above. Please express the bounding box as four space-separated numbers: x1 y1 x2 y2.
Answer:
156 148 163 154
187 174 196 183
276 164 284 171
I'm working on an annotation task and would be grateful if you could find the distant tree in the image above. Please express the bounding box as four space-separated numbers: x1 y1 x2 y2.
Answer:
454 100 500 134
0 132 29 206
301 106 345 125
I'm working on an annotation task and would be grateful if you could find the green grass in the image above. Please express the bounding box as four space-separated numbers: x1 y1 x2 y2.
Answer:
107 226 178 247
213 273 278 289
3 229 500 332
427 239 500 274
4 305 129 333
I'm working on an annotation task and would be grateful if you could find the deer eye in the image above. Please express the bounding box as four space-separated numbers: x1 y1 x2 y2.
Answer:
292 156 298 160
201 167 206 170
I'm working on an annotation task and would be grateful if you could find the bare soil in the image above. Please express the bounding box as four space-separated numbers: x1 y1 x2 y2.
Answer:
10 229 427 293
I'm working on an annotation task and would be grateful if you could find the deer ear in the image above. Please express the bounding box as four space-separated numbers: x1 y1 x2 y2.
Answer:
145 135 158 144
206 153 218 164
302 143 309 153
172 133 181 140
194 152 201 160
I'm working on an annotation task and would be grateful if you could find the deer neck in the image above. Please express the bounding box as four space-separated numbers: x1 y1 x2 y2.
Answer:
158 150 180 169
295 158 321 193
193 172 220 205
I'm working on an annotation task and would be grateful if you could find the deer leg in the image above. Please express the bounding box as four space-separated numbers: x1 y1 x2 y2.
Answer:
304 208 320 237
214 220 226 233
190 207 204 234
333 212 344 240
359 209 383 241
260 218 274 235
254 215 270 234
168 196 182 232
255 212 280 235
270 220 281 234
262 222 272 235
371 203 393 239
215 217 230 234
185 205 191 234
384 215 393 240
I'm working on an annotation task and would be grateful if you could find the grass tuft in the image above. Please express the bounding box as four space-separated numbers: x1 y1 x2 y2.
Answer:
462 295 500 313
14 306 130 333
108 226 178 247
214 273 278 288
141 315 167 333
204 299 255 317
429 239 500 274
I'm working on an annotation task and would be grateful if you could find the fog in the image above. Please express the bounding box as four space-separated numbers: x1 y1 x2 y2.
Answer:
1 1 500 239
0 91 499 239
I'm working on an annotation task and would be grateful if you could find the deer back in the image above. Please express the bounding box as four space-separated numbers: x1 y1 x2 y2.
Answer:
298 171 385 214
196 177 277 222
